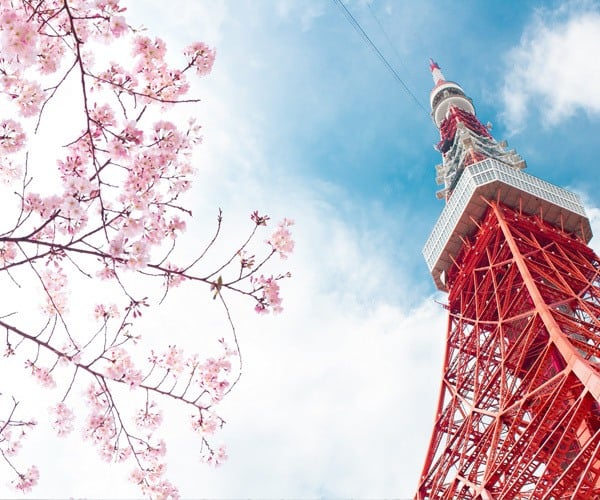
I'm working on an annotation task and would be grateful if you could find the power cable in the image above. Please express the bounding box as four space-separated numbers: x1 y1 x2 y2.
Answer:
367 2 410 76
332 0 428 115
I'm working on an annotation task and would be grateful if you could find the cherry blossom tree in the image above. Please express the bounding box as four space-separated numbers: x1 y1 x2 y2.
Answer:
0 1 293 497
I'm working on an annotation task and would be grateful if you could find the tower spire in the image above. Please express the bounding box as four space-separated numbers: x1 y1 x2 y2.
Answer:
428 60 525 201
429 58 445 86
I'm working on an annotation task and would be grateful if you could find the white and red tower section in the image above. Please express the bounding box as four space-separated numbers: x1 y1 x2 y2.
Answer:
416 61 600 498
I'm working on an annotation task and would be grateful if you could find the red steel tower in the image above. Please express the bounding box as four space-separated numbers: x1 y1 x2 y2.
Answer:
417 61 600 499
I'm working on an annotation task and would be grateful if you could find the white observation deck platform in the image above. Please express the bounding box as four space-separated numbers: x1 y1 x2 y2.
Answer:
423 158 592 291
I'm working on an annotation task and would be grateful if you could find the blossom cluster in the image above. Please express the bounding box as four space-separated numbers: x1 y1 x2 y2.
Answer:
13 466 39 493
253 275 284 314
104 347 143 388
147 342 235 405
1 420 34 458
148 345 186 375
0 119 26 154
136 401 163 431
268 218 295 259
0 9 39 65
191 410 221 436
201 444 228 467
40 268 69 316
183 42 216 76
93 303 120 321
130 468 179 500
83 383 127 463
0 241 17 266
0 402 37 491
197 355 232 403
25 360 56 388
0 119 25 183
50 403 75 437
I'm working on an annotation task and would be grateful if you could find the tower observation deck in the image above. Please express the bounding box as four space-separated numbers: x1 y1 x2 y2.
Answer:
416 61 600 499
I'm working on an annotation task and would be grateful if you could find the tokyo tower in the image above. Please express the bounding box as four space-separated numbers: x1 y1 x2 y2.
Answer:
416 61 600 498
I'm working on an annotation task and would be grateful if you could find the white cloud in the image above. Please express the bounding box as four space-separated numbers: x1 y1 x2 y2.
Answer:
200 292 444 497
274 1 326 32
501 3 600 132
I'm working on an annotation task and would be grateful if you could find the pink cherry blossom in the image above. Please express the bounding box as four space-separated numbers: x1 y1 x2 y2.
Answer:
136 402 163 430
93 303 119 321
0 158 22 183
40 268 69 315
25 361 56 388
85 383 110 412
184 42 216 76
109 15 128 37
37 37 65 74
191 410 220 435
0 10 38 64
268 218 295 259
0 242 17 265
13 465 39 492
13 80 44 117
0 119 26 154
201 444 227 467
3 429 23 457
90 103 116 128
167 216 186 238
253 275 284 314
50 402 75 436
104 347 143 387
164 263 186 287
163 345 185 373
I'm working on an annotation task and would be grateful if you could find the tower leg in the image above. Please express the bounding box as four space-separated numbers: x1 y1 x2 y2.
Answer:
417 204 600 499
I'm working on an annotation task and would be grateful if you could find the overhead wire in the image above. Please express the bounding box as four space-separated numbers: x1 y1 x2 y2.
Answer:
367 2 410 77
332 0 429 115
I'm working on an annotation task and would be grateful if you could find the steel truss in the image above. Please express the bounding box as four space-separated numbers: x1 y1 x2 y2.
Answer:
417 201 600 499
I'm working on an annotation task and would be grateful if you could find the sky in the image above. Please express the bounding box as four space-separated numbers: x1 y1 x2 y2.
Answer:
3 0 600 498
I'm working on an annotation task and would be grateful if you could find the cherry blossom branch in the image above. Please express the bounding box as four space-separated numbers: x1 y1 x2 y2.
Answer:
0 1 293 496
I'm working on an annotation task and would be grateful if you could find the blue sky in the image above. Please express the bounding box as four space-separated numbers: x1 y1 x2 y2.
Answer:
4 0 600 498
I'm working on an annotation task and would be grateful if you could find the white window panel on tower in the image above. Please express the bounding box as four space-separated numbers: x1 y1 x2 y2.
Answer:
422 158 591 291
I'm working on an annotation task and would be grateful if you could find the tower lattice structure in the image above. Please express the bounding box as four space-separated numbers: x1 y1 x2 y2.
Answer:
417 61 600 499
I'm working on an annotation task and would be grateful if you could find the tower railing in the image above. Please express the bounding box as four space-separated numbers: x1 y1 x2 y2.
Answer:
423 158 590 290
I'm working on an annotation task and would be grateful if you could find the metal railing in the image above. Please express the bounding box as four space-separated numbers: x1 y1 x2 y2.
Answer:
423 158 588 276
